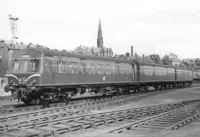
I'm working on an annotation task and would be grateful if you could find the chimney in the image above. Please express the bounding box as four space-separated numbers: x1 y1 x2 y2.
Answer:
131 46 133 56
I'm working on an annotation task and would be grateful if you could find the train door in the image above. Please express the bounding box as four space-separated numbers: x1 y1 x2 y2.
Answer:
132 64 135 82
135 63 140 82
51 59 58 84
43 58 53 84
175 68 177 81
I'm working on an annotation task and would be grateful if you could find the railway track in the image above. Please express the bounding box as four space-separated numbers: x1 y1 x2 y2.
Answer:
95 102 200 137
1 99 200 137
0 86 191 115
0 96 109 114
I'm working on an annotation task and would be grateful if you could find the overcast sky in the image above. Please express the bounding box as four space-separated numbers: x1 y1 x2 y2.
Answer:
1 0 200 59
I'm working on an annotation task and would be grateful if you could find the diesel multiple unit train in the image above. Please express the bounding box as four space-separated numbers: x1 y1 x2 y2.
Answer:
3 47 193 104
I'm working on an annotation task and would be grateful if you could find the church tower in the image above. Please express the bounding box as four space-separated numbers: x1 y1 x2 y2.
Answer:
97 19 103 48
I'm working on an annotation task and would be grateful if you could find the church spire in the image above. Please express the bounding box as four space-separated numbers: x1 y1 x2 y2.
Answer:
97 19 103 48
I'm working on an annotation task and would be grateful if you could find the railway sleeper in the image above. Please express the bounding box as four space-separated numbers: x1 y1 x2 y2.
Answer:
137 124 168 129
145 123 173 127
73 120 93 129
3 129 46 137
1 100 198 135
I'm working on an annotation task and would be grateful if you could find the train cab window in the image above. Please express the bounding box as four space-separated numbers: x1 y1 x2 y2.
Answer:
11 60 19 72
10 59 40 73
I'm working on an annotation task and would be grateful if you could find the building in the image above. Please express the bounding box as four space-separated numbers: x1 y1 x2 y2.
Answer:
74 19 113 57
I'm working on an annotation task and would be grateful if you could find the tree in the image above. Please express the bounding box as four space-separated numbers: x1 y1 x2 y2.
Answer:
125 52 130 57
149 54 161 64
161 55 172 66
180 60 189 67
195 58 200 66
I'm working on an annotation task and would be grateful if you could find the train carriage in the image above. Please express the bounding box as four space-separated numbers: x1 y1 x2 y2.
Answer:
0 41 10 76
193 69 200 80
3 46 194 105
0 41 12 96
136 62 175 83
175 67 193 86
4 47 135 104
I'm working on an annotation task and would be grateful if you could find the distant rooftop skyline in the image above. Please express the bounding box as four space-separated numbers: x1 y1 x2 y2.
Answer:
0 0 200 59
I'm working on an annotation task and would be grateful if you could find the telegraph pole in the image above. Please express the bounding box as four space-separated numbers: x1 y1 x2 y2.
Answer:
9 14 19 49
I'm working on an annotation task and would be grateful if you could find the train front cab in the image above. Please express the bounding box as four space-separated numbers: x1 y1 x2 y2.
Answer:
4 48 43 103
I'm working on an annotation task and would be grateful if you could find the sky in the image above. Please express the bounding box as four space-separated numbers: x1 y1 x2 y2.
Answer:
1 0 200 59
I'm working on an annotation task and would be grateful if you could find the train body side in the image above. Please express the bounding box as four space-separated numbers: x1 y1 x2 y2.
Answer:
175 67 193 82
7 48 135 88
135 62 175 84
4 47 195 104
0 42 10 76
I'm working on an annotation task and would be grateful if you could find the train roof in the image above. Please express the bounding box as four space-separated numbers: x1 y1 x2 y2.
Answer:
136 61 174 68
12 47 135 64
174 66 193 71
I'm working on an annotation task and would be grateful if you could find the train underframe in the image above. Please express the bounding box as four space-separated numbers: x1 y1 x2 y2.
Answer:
7 81 193 105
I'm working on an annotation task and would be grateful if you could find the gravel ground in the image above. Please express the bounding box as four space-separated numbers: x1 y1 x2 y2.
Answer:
96 86 200 137
1 86 200 137
93 86 200 113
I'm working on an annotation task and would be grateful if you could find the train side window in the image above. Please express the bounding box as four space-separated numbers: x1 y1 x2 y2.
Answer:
129 65 132 74
74 62 79 74
100 64 104 74
61 61 65 73
94 63 101 74
64 61 68 73
73 62 78 74
140 66 144 75
104 64 108 74
97 64 102 74
118 64 123 75
51 60 57 73
111 64 114 74
85 62 93 74
124 65 129 75
104 64 109 74
108 64 112 74
85 62 89 74
111 64 117 75
57 61 65 73
91 63 95 74
44 59 52 73
115 64 118 74
93 63 97 74
57 61 62 73
77 62 84 74
126 65 129 74
68 61 74 74
143 66 147 75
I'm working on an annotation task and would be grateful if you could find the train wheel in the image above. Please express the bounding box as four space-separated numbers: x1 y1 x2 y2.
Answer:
23 99 32 105
63 94 70 105
39 94 50 107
